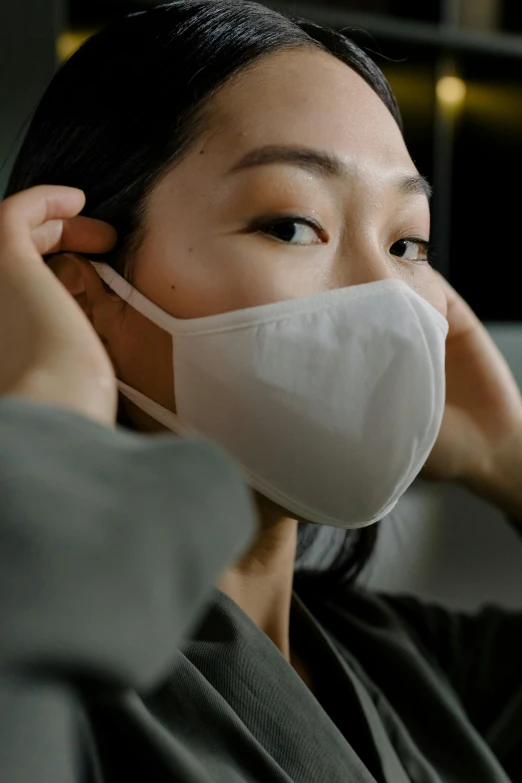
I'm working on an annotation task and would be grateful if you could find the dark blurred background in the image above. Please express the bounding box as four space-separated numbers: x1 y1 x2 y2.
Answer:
2 0 522 610
2 0 522 323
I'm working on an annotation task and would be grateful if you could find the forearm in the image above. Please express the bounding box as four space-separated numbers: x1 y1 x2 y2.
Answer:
463 427 522 525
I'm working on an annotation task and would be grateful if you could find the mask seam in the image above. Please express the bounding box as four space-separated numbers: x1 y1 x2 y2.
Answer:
172 289 448 338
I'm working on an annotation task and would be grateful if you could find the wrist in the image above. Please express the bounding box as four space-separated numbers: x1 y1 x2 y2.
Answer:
462 425 522 522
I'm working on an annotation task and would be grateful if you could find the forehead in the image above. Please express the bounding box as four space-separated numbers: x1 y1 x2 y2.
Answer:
204 48 413 174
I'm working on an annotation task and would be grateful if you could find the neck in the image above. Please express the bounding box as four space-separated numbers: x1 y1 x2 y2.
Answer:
217 494 298 662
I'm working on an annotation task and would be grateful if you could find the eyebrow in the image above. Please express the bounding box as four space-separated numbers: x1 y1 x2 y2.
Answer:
227 145 432 201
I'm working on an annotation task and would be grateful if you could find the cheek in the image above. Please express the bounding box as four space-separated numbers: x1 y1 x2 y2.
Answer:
133 226 327 320
132 231 230 319
133 243 269 320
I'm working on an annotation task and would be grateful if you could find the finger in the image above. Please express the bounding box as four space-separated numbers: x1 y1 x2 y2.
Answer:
32 216 118 256
433 270 482 339
60 216 118 253
1 185 86 234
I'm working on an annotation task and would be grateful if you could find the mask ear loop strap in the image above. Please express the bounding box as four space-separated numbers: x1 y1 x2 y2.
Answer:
90 261 179 333
117 380 254 489
90 262 194 435
117 380 193 437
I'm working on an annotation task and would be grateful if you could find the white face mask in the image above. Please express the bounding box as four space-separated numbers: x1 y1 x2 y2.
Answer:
92 262 448 529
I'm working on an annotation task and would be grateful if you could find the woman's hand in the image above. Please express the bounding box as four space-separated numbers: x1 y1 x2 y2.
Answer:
422 274 522 519
0 185 118 426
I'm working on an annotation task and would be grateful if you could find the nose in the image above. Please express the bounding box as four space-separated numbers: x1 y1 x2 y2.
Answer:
333 235 397 290
331 234 447 319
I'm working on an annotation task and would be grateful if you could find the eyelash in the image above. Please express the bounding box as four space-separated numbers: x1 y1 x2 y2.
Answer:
248 215 436 266
247 214 327 243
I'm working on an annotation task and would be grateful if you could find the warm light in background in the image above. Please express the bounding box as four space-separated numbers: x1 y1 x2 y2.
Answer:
436 76 467 107
57 31 95 62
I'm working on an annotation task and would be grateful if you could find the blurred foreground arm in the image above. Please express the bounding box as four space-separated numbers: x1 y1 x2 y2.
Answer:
0 400 256 781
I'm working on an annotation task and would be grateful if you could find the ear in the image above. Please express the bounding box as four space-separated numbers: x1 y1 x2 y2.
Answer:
46 253 123 372
47 253 100 320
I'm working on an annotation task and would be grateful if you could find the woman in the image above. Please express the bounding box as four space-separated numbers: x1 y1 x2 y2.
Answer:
1 2 522 781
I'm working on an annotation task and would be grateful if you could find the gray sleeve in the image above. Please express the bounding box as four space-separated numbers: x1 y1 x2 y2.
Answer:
0 396 256 684
0 397 257 782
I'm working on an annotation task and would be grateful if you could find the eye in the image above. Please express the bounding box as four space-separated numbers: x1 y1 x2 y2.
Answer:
253 216 325 246
390 238 431 265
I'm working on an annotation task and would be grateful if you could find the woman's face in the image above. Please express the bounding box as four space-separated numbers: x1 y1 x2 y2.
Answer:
93 48 447 429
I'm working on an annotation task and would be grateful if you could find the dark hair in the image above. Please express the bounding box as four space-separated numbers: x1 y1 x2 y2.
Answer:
5 0 401 596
